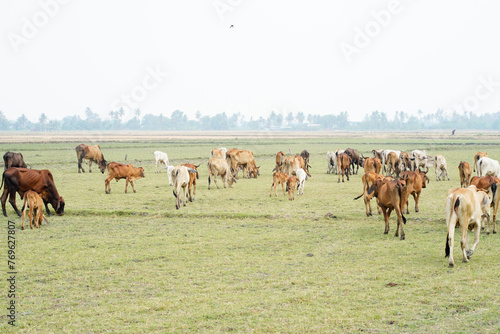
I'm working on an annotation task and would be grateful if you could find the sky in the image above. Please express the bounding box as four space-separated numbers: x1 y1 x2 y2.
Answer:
1 0 500 123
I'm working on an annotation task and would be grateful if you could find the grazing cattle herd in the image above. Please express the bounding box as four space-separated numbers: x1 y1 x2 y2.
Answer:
1 142 498 268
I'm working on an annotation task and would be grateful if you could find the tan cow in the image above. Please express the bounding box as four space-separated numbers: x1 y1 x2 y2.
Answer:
363 157 382 174
208 158 235 189
210 147 227 160
473 151 488 174
270 172 288 197
367 178 407 240
105 162 145 194
434 155 450 181
354 172 384 217
171 165 191 210
21 190 48 230
399 152 412 172
284 155 311 177
286 175 297 201
275 151 287 173
470 175 500 234
226 149 259 179
337 153 351 183
445 186 491 267
458 161 472 188
400 170 428 213
386 152 400 178
76 144 107 173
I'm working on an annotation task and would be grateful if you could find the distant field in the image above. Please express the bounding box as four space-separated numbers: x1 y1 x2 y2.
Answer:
1 131 499 333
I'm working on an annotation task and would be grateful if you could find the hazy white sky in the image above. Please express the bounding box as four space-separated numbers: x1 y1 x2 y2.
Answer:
2 0 500 122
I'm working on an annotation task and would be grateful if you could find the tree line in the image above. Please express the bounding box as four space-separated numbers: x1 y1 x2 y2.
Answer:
1 108 499 131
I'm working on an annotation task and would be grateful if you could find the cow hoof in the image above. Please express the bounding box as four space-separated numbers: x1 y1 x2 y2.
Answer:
384 231 388 234
486 231 490 235
400 235 405 240
21 226 24 230
493 230 497 234
133 190 137 193
466 250 473 259
449 263 454 268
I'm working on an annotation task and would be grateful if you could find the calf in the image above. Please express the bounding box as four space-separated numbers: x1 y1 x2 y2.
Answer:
445 186 491 267
470 175 500 234
105 162 145 194
458 161 472 188
434 155 450 181
286 175 297 201
295 168 308 195
270 172 288 197
367 178 407 240
153 151 169 173
354 172 384 217
21 190 48 230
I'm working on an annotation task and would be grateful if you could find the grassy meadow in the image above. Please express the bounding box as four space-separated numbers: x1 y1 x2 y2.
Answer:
1 131 499 333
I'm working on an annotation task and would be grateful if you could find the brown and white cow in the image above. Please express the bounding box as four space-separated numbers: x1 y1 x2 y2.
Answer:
367 178 407 240
354 171 384 217
208 158 235 189
270 172 288 197
21 190 48 230
337 153 351 183
105 162 145 194
473 151 488 174
445 185 491 267
458 161 472 188
470 175 500 234
76 144 107 173
3 152 27 170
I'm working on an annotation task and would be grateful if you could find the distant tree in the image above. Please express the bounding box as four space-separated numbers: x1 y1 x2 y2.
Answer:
286 112 294 126
15 114 30 130
296 112 305 125
171 110 187 130
0 111 9 130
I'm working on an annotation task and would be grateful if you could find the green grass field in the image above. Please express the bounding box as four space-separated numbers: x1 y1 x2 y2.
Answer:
1 132 499 333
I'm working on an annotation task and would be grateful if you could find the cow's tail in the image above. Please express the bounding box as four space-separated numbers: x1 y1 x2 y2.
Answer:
353 193 363 200
396 180 406 224
491 182 498 204
445 196 460 258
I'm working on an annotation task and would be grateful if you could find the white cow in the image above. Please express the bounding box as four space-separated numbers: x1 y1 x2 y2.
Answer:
445 185 491 267
296 168 308 195
326 151 336 174
411 150 428 172
434 155 450 181
166 165 175 185
171 166 190 210
477 157 500 178
153 151 169 173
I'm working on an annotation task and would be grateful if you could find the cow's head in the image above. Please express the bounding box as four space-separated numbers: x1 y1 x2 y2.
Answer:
139 167 145 178
56 196 65 215
167 165 175 186
98 159 108 174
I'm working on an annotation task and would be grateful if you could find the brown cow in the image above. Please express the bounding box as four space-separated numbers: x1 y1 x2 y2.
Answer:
270 172 288 197
400 170 428 213
458 161 472 188
3 152 27 170
76 144 107 173
470 175 500 234
337 153 351 183
363 157 382 174
367 178 407 240
284 155 311 177
21 190 48 230
473 152 488 174
286 175 297 201
208 158 235 189
181 163 200 202
386 152 400 178
275 151 286 173
104 162 145 194
300 150 311 172
345 148 363 175
1 168 65 217
353 172 384 216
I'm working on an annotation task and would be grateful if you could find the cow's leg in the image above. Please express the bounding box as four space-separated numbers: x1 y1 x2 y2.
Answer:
191 181 196 201
1 188 9 217
128 179 136 193
154 161 158 173
492 198 498 234
42 199 52 216
214 175 220 189
8 191 21 217
382 208 389 234
447 220 456 267
395 207 405 240
469 221 481 258
460 222 469 263
88 160 93 173
183 186 187 207
208 175 211 190
105 177 112 194
21 201 27 230
414 193 420 213
270 181 276 197
364 194 372 216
